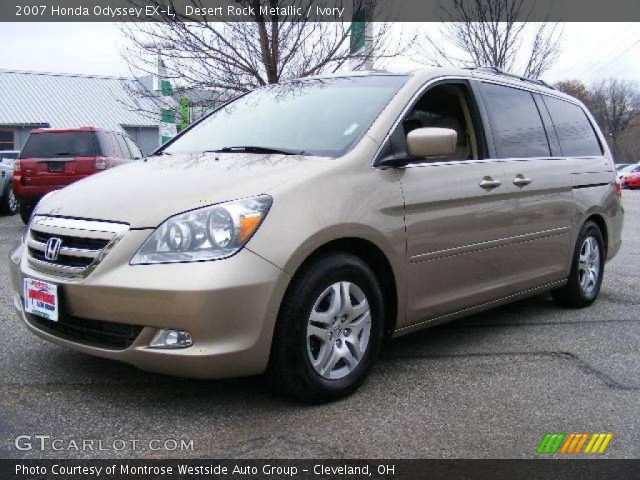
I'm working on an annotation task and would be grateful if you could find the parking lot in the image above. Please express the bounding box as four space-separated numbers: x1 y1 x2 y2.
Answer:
0 192 638 460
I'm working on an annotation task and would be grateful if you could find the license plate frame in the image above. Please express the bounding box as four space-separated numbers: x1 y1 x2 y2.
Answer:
23 278 59 321
47 162 65 173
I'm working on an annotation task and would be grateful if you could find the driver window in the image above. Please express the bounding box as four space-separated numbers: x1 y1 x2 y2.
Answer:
403 84 480 161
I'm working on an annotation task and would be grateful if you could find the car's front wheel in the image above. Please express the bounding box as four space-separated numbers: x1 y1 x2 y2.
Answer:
269 252 384 403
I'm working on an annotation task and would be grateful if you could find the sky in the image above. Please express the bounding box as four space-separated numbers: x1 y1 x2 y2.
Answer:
0 22 639 86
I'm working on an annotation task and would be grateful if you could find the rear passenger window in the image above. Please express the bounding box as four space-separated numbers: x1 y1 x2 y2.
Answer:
481 83 550 158
542 96 602 157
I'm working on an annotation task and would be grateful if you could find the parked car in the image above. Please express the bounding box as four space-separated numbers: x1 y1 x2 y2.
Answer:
0 154 19 215
0 150 20 163
623 171 640 189
618 164 640 187
9 68 623 403
616 163 631 171
12 127 143 223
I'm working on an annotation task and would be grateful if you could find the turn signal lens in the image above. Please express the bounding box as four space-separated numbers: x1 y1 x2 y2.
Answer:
614 178 622 197
239 214 262 243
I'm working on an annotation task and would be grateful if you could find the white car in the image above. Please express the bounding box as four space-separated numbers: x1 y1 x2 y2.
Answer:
0 150 20 215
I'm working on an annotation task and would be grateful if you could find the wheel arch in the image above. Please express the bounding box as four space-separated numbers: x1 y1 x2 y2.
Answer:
286 237 400 339
584 213 608 255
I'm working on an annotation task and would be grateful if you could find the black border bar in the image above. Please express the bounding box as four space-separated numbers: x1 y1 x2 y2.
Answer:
3 0 640 22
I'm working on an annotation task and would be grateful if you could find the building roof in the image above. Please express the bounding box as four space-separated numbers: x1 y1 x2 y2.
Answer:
0 69 160 131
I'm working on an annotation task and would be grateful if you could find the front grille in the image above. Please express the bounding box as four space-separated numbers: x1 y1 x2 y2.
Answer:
26 310 143 350
26 216 129 278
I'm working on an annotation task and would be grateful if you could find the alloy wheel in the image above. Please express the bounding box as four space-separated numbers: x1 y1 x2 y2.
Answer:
7 186 17 213
578 236 600 295
306 281 372 380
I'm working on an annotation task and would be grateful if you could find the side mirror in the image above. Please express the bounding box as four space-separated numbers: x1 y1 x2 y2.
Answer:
407 127 457 159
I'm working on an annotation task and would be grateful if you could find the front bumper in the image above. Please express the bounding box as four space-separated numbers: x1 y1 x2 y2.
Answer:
9 232 291 379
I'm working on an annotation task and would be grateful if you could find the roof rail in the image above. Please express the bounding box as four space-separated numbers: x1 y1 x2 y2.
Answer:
464 66 555 90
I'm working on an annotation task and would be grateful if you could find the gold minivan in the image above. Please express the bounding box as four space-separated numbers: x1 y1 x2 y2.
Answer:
9 68 624 402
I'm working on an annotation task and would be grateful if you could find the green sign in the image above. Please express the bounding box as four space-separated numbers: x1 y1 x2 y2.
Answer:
178 97 190 132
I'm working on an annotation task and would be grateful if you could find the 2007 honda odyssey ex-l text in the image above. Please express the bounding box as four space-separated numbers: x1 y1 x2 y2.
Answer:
9 68 624 402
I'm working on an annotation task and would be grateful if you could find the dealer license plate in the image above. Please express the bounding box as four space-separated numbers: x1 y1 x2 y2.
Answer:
23 278 58 321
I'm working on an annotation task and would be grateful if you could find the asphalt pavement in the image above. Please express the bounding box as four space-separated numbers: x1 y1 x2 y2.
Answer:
0 192 638 459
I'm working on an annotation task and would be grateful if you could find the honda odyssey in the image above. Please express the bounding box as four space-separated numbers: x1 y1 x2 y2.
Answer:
9 68 624 402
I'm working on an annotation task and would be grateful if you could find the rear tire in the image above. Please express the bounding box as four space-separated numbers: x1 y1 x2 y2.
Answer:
552 221 605 308
19 201 33 224
268 252 384 403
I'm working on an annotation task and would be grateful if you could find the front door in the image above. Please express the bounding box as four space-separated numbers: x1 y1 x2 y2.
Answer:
394 81 514 327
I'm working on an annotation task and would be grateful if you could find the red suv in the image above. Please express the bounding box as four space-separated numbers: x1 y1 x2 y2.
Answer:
13 127 143 223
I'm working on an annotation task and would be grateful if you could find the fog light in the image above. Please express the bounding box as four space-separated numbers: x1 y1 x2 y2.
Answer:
149 329 193 349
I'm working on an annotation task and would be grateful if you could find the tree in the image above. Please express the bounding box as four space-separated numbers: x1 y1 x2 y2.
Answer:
120 0 409 105
414 0 562 78
589 78 640 157
555 79 589 105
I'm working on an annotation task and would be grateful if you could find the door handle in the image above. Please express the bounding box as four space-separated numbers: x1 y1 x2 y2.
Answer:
513 174 532 187
479 177 502 190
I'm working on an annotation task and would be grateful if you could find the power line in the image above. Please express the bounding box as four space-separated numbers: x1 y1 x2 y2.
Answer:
560 23 639 79
582 37 640 84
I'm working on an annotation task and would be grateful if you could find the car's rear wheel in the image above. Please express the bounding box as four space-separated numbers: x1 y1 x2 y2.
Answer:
1 184 19 215
269 252 384 403
552 221 605 308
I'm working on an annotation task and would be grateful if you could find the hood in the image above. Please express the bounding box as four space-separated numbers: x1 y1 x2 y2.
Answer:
36 152 331 228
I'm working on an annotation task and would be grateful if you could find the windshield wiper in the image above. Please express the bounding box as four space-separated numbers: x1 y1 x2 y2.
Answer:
205 146 304 155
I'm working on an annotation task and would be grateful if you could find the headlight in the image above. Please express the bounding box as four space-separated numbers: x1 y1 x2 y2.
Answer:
130 195 272 265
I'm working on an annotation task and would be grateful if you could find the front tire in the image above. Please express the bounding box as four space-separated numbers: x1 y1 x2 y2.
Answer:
552 221 605 308
269 252 384 403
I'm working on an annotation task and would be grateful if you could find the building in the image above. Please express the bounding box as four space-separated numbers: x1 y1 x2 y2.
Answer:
0 69 162 155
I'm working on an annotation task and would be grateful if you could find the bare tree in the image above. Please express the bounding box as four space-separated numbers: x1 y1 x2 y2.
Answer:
415 0 562 78
589 78 640 158
120 0 409 107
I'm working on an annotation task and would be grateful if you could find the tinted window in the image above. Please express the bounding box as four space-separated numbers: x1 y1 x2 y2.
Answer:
482 83 550 158
20 132 99 158
542 96 602 157
164 75 409 158
0 151 19 159
114 134 131 159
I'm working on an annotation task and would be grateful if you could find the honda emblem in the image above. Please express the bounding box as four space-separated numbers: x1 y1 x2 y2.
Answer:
44 237 62 261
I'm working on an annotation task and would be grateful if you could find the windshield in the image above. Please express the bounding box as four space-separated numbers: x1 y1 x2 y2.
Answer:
20 132 99 158
163 75 409 158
